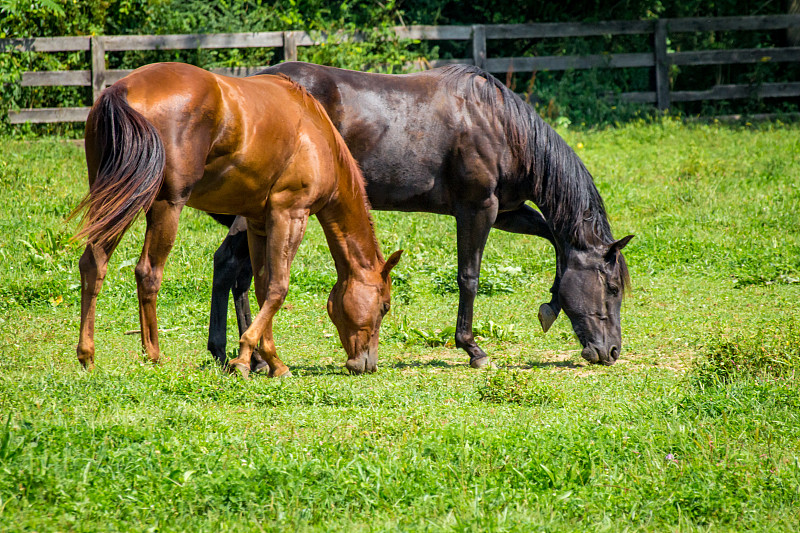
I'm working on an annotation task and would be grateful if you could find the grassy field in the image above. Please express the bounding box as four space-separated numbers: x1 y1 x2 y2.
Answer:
1 119 799 531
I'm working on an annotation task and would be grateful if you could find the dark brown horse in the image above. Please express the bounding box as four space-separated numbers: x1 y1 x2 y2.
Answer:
209 62 633 368
72 62 402 377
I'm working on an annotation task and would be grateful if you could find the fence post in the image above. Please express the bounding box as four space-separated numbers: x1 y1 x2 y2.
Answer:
653 19 670 111
91 36 106 102
472 24 486 69
283 31 298 62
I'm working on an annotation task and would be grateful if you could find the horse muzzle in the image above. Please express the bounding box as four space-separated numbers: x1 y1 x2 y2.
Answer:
581 344 620 366
345 349 378 375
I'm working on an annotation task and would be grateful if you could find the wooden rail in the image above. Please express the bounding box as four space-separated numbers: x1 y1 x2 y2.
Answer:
3 14 800 124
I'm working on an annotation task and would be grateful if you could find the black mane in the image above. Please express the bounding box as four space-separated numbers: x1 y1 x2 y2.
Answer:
438 64 614 249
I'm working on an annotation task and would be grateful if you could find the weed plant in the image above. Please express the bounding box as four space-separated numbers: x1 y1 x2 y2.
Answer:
477 369 564 406
694 319 800 385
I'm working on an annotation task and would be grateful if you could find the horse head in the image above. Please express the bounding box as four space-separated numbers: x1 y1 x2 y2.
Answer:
558 236 633 366
327 250 402 374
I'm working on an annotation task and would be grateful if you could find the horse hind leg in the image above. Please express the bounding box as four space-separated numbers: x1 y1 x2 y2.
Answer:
134 199 183 364
77 240 119 370
208 226 247 365
207 217 266 372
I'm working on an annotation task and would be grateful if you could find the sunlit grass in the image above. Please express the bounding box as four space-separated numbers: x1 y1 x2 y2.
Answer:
1 121 799 531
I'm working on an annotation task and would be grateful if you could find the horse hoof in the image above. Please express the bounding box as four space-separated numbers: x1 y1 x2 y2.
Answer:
252 360 269 374
470 356 493 369
538 303 557 333
228 362 250 380
269 366 292 379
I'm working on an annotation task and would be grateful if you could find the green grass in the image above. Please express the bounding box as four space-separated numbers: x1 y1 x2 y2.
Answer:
1 119 799 531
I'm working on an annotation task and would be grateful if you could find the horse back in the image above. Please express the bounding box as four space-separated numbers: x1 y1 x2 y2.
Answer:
119 63 341 217
261 62 514 213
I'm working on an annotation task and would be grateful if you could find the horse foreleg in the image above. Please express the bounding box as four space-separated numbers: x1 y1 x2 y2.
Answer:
454 201 498 369
208 234 237 365
208 227 247 365
208 220 265 371
76 240 118 370
134 200 183 364
493 204 562 332
232 249 253 340
227 210 307 379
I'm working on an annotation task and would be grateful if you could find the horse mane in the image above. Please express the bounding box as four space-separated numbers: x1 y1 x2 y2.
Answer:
437 65 615 251
276 74 383 262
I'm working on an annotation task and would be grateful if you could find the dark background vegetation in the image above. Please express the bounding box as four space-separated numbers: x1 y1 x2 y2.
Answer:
2 0 799 131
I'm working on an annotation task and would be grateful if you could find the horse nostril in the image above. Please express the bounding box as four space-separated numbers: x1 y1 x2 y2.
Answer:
610 345 620 361
581 346 599 364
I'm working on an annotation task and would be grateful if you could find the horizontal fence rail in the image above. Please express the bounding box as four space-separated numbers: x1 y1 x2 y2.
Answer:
3 14 800 124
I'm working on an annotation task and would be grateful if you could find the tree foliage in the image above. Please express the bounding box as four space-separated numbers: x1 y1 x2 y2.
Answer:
1 0 797 133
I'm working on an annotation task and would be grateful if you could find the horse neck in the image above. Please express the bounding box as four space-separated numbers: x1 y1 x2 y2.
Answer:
316 166 383 281
524 118 614 251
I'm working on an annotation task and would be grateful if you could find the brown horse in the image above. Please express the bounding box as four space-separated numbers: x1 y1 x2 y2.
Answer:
71 62 402 378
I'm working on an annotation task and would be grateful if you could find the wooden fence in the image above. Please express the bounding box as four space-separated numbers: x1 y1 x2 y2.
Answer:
2 14 800 124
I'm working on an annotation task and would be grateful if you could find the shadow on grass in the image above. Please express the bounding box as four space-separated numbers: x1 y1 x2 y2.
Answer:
197 354 462 377
383 359 462 370
525 360 585 369
285 359 463 375
200 351 584 377
286 364 343 376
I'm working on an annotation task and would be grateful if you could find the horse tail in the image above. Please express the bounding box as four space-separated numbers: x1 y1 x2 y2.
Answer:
70 84 165 249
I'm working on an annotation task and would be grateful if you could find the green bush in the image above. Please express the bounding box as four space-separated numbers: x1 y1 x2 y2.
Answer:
0 0 423 134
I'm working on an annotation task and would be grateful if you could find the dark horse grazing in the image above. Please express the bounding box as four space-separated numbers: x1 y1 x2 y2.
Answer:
209 62 633 368
72 62 402 377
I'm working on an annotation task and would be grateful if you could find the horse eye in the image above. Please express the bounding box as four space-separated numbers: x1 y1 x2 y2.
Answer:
608 285 619 296
382 302 391 314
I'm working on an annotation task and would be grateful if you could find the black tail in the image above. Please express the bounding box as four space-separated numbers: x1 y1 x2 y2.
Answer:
70 84 165 248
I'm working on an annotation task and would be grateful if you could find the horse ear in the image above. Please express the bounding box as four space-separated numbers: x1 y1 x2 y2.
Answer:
382 249 403 280
604 235 634 262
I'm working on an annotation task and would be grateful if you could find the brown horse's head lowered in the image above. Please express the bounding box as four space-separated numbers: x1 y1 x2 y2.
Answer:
72 62 401 377
328 250 402 374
